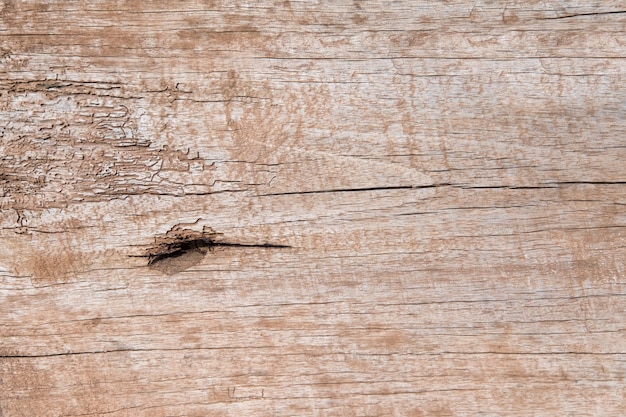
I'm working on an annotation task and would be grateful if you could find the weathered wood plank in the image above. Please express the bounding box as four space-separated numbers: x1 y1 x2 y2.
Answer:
1 1 625 416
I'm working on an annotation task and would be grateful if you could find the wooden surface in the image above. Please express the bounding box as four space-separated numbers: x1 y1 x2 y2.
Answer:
1 1 626 415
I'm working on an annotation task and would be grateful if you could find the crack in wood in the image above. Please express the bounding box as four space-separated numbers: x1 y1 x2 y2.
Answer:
136 226 290 274
541 10 626 19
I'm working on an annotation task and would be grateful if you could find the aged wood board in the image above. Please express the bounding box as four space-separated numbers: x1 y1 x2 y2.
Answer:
1 1 625 416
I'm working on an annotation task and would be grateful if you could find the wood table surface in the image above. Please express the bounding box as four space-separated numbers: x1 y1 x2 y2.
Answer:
1 1 625 415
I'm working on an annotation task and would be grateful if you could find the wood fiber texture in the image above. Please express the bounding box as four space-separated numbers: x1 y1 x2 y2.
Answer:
1 1 626 416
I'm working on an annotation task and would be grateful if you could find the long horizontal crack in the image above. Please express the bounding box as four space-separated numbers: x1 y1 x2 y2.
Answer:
458 181 626 190
541 10 626 19
257 185 436 196
0 346 277 359
257 181 625 196
2 349 623 359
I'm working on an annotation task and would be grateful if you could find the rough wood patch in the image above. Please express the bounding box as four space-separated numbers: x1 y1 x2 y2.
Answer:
1 1 625 416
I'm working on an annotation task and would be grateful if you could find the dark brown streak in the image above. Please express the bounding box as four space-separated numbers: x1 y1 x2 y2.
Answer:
146 238 291 266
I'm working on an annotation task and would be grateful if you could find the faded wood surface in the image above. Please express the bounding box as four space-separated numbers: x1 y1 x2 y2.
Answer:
1 1 626 416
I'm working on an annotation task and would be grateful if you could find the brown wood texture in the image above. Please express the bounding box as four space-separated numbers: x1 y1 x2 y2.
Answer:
1 1 626 416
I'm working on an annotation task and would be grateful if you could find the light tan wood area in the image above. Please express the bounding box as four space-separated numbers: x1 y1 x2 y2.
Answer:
1 1 625 416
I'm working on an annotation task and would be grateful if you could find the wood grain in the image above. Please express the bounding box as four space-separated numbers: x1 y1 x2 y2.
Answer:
1 1 625 415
